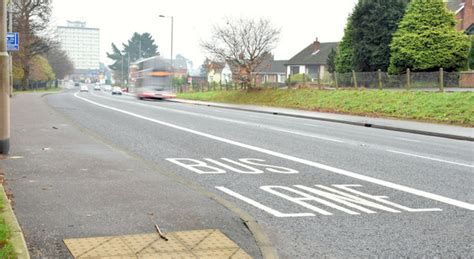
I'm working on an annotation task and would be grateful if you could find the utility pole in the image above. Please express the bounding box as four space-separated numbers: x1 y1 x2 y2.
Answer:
121 55 124 86
7 0 11 97
0 0 11 154
138 40 142 60
159 15 174 90
171 16 174 85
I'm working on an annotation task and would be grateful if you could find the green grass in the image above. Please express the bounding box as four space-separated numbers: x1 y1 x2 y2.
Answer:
13 87 62 95
178 89 474 126
0 198 15 258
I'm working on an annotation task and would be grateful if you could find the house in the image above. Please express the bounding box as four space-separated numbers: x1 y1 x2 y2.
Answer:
285 39 338 81
446 0 474 33
207 62 232 85
254 59 287 85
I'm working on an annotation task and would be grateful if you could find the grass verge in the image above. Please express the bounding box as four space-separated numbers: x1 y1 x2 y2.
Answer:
13 87 62 95
0 195 15 258
178 89 474 126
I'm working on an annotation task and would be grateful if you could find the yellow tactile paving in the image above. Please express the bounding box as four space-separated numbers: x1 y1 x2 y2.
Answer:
173 229 215 249
64 229 252 259
192 231 239 251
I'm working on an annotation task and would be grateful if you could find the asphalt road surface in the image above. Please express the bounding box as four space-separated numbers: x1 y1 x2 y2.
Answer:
45 87 473 258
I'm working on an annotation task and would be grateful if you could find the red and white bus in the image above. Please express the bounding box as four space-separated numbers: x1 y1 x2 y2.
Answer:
133 56 177 100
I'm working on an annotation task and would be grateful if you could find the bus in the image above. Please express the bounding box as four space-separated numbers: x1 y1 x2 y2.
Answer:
133 56 177 100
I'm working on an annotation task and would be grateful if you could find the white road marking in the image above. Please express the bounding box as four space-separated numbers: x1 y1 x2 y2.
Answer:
89 91 344 143
74 92 474 211
301 123 322 128
387 150 474 168
392 137 421 143
215 187 316 218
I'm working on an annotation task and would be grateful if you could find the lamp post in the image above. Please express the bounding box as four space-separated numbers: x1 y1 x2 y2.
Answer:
7 0 11 97
159 14 174 90
0 0 10 154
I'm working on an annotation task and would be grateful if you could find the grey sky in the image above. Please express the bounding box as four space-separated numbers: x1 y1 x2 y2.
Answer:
51 0 358 67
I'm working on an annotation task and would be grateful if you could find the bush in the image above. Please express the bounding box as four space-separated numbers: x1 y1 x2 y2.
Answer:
389 0 470 74
286 74 311 86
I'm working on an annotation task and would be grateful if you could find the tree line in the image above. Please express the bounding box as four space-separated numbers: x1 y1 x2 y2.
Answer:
329 0 470 75
10 0 74 89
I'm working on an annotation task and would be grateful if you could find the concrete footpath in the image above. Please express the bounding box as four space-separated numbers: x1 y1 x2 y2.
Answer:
0 93 263 258
170 99 474 141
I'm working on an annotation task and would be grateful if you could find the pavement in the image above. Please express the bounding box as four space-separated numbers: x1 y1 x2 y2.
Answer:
1 88 473 258
0 93 262 258
168 98 474 141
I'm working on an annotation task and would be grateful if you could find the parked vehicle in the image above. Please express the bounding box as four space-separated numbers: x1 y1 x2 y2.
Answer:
111 87 123 95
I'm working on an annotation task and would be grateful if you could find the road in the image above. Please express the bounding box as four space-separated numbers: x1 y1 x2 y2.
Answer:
45 87 473 258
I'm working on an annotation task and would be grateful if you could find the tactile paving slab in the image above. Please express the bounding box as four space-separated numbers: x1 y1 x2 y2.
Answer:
64 229 252 259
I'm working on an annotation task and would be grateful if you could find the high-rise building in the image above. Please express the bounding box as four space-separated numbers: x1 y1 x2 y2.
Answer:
57 21 100 73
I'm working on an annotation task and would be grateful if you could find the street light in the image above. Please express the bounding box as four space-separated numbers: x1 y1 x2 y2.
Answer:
158 14 174 90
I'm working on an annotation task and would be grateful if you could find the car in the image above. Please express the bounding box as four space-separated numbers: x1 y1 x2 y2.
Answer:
74 82 80 87
104 85 112 92
111 87 123 95
94 85 101 91
80 85 89 92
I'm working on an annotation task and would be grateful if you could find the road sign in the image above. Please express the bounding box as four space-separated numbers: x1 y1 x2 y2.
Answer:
7 32 19 52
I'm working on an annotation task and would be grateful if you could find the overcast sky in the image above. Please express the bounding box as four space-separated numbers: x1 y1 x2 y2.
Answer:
51 0 358 68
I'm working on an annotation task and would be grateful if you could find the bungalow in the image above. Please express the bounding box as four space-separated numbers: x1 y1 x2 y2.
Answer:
254 59 287 85
207 62 232 85
446 0 474 34
285 38 338 82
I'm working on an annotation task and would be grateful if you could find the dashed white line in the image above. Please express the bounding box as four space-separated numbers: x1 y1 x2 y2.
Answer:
392 137 421 143
74 92 474 211
387 150 474 168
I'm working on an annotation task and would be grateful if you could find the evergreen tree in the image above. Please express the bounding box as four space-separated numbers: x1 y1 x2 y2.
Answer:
326 48 337 74
122 33 159 62
389 0 470 73
335 17 354 73
351 0 409 72
107 32 160 84
106 43 127 83
469 37 474 70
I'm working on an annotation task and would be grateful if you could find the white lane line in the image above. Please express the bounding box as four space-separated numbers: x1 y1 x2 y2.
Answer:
392 137 421 143
301 123 322 129
387 150 474 168
74 93 474 211
88 91 344 143
216 187 316 217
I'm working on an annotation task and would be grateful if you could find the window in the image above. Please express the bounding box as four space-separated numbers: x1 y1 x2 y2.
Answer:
291 66 300 75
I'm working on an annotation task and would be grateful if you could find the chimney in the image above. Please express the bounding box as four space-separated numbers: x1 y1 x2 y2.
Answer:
313 38 321 53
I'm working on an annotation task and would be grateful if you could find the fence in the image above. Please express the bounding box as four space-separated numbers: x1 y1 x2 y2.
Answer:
13 80 57 91
334 69 464 92
176 69 469 93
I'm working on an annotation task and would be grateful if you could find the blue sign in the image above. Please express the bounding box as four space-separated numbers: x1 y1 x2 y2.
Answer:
7 32 19 52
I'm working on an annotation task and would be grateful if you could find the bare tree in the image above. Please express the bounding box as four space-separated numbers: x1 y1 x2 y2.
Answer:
12 0 53 88
201 17 280 88
45 46 75 80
